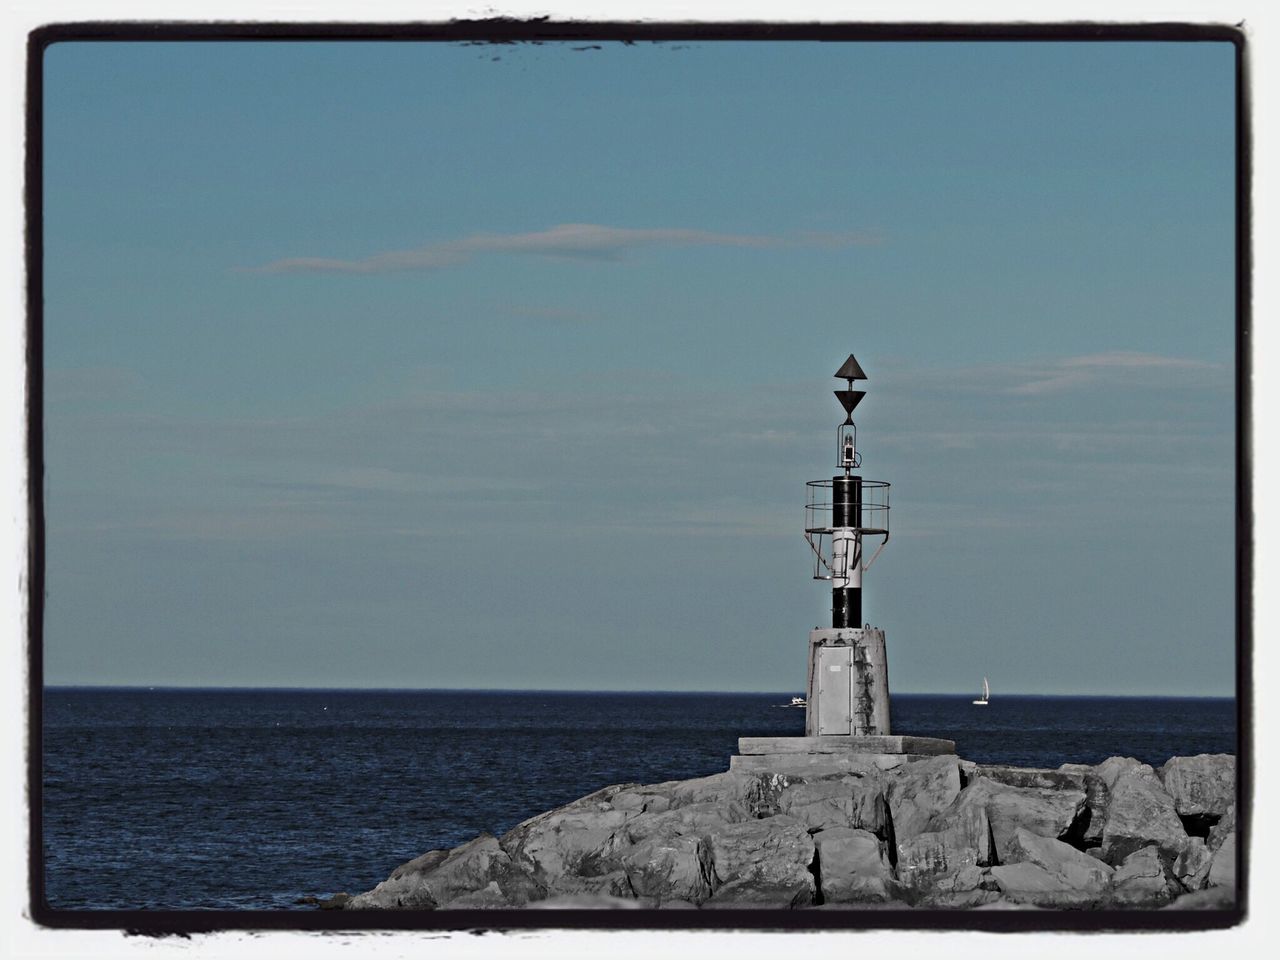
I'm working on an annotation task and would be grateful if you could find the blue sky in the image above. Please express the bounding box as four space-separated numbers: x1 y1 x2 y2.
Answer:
41 39 1237 694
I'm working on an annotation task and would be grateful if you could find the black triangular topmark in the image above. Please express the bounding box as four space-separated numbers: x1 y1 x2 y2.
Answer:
835 354 868 381
835 389 865 416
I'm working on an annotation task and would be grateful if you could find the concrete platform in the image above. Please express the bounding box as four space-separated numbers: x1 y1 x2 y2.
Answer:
738 735 955 756
729 735 956 775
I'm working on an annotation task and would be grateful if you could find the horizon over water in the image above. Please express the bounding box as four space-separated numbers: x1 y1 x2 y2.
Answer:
45 683 1235 697
42 687 1236 911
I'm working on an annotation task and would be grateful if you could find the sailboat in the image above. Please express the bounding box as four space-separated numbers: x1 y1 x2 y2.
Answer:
972 676 990 706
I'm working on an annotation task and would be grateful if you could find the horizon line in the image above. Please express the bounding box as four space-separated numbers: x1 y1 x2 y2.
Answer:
41 683 1237 700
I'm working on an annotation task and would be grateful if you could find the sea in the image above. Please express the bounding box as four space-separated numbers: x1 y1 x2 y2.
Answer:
40 688 1237 911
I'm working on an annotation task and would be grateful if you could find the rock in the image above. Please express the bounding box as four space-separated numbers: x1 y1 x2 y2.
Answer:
1111 845 1181 907
346 834 540 909
543 870 634 899
1172 837 1213 892
812 827 894 903
990 862 1100 907
1094 756 1145 790
620 834 714 904
949 777 1086 862
896 805 993 891
777 775 889 834
973 766 1086 793
704 816 816 906
1058 762 1109 845
1098 763 1189 864
1159 754 1235 819
1162 887 1237 910
1206 832 1236 890
885 755 962 840
443 881 512 908
1005 828 1114 894
1208 806 1236 852
528 894 645 909
919 866 1002 909
624 801 750 844
340 753 1234 912
501 804 636 887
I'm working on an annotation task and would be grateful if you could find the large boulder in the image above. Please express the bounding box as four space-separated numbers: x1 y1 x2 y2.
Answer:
885 755 963 840
1208 806 1236 852
973 766 1086 793
704 816 816 906
620 834 714 904
1111 845 1181 907
623 800 750 844
1206 832 1236 891
777 775 889 834
990 862 1104 908
500 803 637 886
914 865 1002 909
1172 837 1214 892
1097 763 1189 864
896 804 993 892
812 827 894 903
950 777 1086 862
1159 755 1235 819
989 828 1113 907
346 834 541 909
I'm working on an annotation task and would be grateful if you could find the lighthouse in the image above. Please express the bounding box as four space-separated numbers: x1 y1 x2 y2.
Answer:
730 354 954 771
802 354 894 737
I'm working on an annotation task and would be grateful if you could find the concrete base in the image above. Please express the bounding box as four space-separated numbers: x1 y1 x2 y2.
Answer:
739 735 956 756
805 627 891 736
729 734 955 775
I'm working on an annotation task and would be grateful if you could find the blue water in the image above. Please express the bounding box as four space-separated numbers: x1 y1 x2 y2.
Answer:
40 688 1236 911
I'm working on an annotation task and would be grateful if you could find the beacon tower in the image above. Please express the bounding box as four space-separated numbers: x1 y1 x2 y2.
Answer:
802 354 893 737
728 355 955 770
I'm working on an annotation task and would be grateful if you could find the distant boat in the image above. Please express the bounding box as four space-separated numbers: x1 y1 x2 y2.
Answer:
774 696 808 708
973 676 990 706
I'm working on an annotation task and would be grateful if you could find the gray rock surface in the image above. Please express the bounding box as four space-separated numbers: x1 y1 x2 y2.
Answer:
1097 763 1189 863
1005 828 1114 894
1172 837 1213 892
885 755 962 840
704 815 816 905
812 827 894 902
1159 754 1235 819
949 777 1086 862
620 834 714 904
777 775 889 834
896 804 992 891
1111 845 1181 906
338 753 1237 912
1207 831 1236 891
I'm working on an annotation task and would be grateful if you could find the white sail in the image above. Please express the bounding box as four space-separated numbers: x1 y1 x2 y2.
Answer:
973 676 989 705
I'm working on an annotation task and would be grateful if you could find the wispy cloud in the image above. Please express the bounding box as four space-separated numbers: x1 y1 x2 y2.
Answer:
1002 352 1222 396
250 222 882 275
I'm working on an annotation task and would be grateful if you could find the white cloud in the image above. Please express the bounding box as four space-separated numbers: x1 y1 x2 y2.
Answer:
250 222 882 274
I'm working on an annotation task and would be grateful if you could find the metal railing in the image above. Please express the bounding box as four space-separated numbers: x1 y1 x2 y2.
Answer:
803 479 891 580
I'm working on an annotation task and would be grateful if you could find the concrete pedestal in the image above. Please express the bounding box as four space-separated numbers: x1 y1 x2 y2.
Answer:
728 734 956 774
805 626 891 736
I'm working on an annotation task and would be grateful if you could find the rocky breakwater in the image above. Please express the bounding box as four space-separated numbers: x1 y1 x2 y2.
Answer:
335 753 1237 911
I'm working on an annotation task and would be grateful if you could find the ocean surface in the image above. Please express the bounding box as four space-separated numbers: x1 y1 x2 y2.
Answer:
40 688 1237 911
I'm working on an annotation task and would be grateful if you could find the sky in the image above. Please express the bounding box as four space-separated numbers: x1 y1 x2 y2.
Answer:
40 38 1238 695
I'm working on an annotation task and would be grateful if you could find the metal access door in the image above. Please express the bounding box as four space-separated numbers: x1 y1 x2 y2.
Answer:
816 645 852 735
